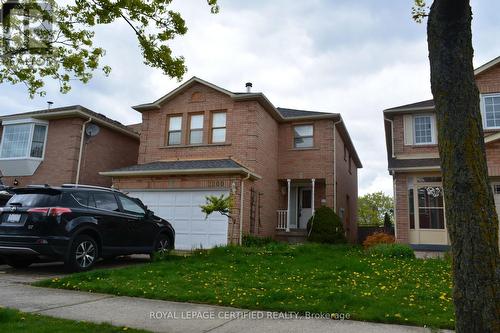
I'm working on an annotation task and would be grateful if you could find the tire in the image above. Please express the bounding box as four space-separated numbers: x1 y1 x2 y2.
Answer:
65 235 99 272
150 234 172 261
4 256 34 269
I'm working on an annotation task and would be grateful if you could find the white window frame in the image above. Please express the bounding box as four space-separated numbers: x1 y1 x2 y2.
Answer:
189 113 204 145
211 111 227 143
0 118 49 160
167 115 183 146
293 124 314 148
481 93 500 130
413 114 436 145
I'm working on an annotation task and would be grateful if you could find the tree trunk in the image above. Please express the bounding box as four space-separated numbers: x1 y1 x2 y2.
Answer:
427 1 500 332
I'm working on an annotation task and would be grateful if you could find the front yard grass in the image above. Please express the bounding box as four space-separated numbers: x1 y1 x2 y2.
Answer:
35 243 454 329
0 307 149 333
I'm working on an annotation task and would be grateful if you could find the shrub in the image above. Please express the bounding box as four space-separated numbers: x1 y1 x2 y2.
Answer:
242 235 276 247
306 206 346 244
363 232 395 249
367 243 415 259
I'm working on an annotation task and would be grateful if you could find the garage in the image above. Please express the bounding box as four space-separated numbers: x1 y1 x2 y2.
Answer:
126 190 229 250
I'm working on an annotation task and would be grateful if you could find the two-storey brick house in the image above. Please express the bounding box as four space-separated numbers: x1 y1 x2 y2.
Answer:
102 77 361 250
384 56 500 250
0 105 139 188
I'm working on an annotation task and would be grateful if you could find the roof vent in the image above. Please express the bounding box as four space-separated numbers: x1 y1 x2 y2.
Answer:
245 82 252 93
47 101 54 110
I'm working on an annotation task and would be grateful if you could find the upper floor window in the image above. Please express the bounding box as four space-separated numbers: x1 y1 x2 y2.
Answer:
414 115 434 144
293 124 313 148
483 94 500 129
189 114 204 144
211 112 226 143
168 116 182 145
0 122 48 159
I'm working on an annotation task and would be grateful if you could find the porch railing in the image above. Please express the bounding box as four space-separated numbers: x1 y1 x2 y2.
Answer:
276 210 288 230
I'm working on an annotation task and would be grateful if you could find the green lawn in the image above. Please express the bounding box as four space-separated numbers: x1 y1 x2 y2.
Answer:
35 243 454 329
0 307 149 333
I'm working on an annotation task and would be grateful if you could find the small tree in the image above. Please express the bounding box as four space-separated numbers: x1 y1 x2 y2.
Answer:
200 194 237 244
306 206 346 244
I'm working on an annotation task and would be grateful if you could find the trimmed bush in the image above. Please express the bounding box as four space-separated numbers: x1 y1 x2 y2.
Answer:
306 206 346 244
367 243 415 259
363 232 395 249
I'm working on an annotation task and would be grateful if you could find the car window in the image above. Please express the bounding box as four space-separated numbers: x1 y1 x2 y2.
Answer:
118 195 146 216
71 192 90 207
7 193 59 207
93 192 119 212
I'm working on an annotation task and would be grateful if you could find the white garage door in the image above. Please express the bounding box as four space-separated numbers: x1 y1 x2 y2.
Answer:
127 190 229 250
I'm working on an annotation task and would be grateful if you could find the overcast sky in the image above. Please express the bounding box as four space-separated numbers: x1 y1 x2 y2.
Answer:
1 0 499 196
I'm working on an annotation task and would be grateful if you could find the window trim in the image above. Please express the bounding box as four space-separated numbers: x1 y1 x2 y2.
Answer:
293 123 314 149
0 119 49 160
413 114 436 145
481 93 500 130
211 111 227 144
188 113 204 145
167 115 183 146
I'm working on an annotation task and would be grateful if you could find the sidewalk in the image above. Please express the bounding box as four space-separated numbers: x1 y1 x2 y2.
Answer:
0 280 453 333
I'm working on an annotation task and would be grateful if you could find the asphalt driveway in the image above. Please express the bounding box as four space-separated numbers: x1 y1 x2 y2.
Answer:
0 255 150 284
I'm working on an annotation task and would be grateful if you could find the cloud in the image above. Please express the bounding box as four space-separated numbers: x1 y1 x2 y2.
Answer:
1 0 499 195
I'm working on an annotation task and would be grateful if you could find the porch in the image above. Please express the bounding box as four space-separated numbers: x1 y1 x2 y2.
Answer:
275 179 325 240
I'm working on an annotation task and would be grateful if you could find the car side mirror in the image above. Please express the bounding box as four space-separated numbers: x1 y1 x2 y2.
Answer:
146 209 154 218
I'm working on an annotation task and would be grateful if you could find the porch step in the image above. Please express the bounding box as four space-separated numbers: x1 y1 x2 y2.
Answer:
275 229 308 244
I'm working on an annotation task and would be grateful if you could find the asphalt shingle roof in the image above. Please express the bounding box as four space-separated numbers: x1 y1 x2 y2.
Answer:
0 105 137 136
276 107 334 118
385 99 435 112
108 159 244 173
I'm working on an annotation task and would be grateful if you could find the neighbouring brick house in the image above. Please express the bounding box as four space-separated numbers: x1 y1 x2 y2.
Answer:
384 56 500 251
101 77 362 249
0 105 139 187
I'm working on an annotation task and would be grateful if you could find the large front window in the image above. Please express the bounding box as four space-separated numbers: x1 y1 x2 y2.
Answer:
483 94 500 128
0 123 47 159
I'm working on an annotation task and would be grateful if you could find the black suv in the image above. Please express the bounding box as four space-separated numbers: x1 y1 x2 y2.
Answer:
0 184 175 271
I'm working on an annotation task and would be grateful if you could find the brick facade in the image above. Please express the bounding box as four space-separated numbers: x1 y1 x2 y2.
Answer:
112 80 360 244
389 60 500 245
0 117 139 187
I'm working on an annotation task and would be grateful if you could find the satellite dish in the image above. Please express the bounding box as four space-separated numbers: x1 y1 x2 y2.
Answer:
85 123 100 137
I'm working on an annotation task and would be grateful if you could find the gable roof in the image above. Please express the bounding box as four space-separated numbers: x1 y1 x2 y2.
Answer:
100 158 261 180
131 76 361 168
0 105 139 139
384 55 500 115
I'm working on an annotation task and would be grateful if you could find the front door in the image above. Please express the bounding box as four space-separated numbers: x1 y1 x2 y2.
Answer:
298 188 313 229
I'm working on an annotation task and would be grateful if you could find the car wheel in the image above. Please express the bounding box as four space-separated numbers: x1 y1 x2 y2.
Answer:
4 256 34 269
66 235 99 272
150 234 171 261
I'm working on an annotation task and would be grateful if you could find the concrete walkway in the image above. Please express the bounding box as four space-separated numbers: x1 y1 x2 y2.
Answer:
0 262 454 333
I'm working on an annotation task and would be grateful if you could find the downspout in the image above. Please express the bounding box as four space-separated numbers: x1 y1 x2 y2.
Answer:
333 119 342 212
239 173 251 245
75 118 92 185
